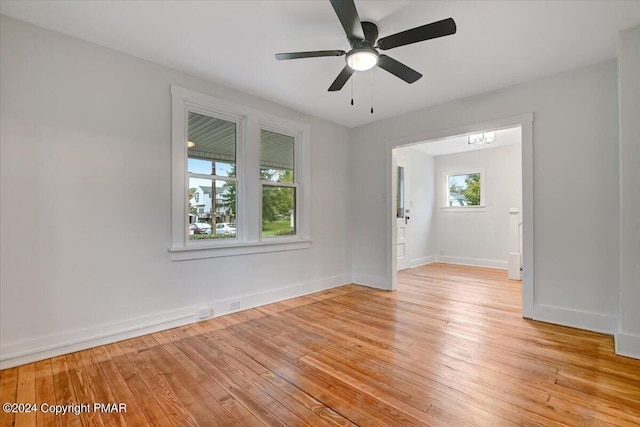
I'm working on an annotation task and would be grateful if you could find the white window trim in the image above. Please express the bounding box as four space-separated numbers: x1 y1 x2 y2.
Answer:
259 122 301 241
169 85 311 260
441 169 486 212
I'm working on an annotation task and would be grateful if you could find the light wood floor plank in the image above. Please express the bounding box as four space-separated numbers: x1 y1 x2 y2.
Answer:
102 342 175 426
15 363 37 427
154 329 267 426
127 335 226 426
90 345 156 426
34 360 59 427
50 355 82 427
182 326 351 427
0 367 19 427
2 263 639 426
116 339 199 426
64 352 105 426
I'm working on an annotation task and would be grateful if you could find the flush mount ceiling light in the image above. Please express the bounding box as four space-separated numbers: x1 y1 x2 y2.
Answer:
468 131 495 145
346 48 379 71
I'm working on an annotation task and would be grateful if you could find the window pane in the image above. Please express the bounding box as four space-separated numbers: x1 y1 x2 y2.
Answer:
448 173 481 206
397 166 404 218
262 186 296 236
187 112 236 177
260 130 294 182
189 177 237 240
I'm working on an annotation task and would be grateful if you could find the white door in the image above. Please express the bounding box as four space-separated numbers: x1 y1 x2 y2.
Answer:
396 157 411 271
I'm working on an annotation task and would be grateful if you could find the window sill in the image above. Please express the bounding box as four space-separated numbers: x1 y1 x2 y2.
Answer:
440 206 487 213
169 238 312 261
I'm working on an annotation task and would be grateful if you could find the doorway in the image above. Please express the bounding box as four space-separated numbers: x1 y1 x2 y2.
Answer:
385 114 534 318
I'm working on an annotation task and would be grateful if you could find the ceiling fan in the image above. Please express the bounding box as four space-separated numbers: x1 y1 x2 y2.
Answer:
275 0 457 92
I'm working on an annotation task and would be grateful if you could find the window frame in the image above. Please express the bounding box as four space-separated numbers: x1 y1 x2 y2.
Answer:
170 85 311 260
186 105 243 244
441 169 486 212
259 123 300 240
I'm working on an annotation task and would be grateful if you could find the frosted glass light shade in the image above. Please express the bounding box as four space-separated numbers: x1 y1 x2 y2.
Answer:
347 50 378 71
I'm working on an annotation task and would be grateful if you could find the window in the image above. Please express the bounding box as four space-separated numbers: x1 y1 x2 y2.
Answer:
396 166 405 218
444 170 485 209
260 129 297 237
187 112 238 240
170 85 310 260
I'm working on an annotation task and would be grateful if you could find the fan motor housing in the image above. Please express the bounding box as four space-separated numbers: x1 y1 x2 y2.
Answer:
361 21 379 45
346 22 380 72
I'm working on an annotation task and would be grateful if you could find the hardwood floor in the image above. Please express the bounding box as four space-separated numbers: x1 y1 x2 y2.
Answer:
2 263 639 426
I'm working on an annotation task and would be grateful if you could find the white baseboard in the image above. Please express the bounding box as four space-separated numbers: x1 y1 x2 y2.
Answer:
615 332 640 359
435 255 507 270
534 304 618 334
0 274 349 369
210 274 350 317
352 273 390 290
0 308 199 370
410 256 436 268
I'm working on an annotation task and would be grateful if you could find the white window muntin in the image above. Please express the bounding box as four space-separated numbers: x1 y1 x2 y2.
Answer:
184 104 244 246
259 123 300 239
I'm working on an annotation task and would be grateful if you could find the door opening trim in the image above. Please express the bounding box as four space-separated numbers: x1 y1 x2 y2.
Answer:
385 113 534 318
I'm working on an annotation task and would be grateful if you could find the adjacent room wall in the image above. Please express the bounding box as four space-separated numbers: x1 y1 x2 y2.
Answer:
351 59 620 334
0 16 352 368
617 25 640 358
433 144 522 269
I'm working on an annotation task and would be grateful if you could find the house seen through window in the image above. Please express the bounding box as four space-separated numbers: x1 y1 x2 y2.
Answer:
447 172 482 207
187 112 237 239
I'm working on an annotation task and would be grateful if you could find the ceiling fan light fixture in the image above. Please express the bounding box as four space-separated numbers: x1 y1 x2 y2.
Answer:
274 0 457 92
346 49 379 71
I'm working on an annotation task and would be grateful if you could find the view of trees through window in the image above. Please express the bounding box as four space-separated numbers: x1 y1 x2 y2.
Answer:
261 130 296 237
262 169 295 219
448 173 481 206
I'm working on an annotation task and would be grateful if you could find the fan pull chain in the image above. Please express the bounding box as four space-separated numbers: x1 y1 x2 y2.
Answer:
350 77 354 106
370 69 374 114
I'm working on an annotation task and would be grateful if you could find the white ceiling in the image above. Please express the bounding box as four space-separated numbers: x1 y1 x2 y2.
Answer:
409 126 521 157
2 1 640 128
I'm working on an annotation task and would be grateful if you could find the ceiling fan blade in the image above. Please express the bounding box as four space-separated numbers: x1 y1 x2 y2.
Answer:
377 18 457 50
377 55 422 84
328 65 355 91
275 50 345 60
330 0 365 41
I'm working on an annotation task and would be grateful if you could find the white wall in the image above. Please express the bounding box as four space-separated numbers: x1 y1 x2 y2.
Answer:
434 144 522 269
396 148 436 267
617 25 640 358
0 16 352 368
351 59 620 333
